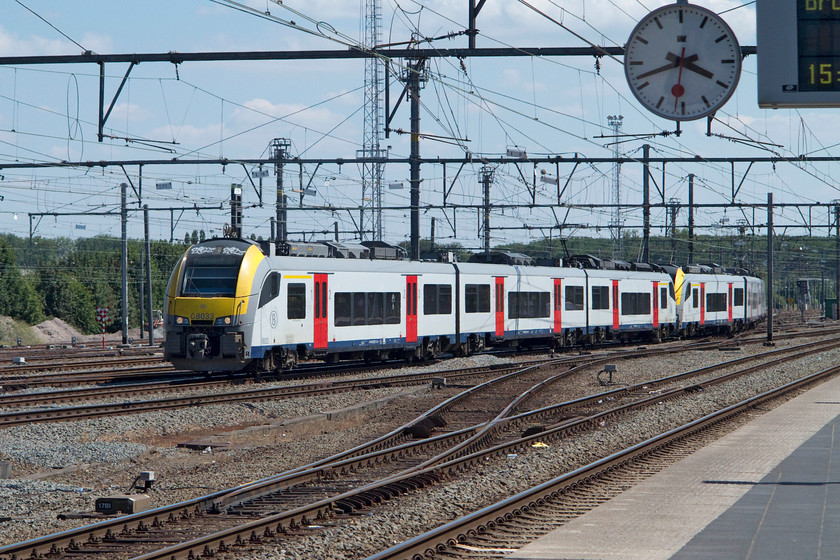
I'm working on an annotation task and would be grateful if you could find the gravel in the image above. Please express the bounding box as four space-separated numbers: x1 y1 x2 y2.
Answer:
1 331 837 556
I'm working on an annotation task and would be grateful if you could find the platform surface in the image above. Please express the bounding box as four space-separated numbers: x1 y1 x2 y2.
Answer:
510 374 840 560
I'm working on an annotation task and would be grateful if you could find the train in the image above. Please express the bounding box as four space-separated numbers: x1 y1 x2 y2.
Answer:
163 238 767 373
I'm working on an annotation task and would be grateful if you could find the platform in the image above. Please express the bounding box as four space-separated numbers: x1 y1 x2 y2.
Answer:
510 374 840 560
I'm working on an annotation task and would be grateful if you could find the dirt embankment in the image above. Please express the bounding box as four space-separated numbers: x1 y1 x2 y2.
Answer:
0 316 145 346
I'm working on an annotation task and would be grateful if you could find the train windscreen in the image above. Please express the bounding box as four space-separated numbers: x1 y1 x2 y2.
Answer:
180 241 249 297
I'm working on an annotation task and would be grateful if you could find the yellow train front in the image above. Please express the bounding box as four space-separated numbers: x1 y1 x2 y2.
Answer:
163 238 265 372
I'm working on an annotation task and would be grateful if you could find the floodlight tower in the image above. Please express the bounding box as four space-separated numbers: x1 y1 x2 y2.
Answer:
359 0 386 241
607 115 623 259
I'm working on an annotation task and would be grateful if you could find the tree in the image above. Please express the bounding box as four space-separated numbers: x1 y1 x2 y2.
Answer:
190 230 199 244
184 232 191 245
199 229 206 242
0 240 44 323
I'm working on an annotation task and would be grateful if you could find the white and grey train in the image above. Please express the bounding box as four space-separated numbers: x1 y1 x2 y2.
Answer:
163 238 767 373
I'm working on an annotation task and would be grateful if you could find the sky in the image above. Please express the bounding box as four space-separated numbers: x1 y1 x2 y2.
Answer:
0 0 838 256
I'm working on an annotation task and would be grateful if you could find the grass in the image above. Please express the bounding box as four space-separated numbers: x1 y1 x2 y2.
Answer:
0 318 43 346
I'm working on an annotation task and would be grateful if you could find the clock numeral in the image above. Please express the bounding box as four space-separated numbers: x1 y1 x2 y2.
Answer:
654 17 663 29
638 81 651 90
716 80 730 88
636 36 649 45
630 61 644 65
700 16 708 28
656 97 665 109
702 95 711 108
721 59 735 64
678 10 683 24
681 102 686 115
715 34 727 43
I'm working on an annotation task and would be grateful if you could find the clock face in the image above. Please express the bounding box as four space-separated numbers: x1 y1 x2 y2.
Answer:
624 4 741 121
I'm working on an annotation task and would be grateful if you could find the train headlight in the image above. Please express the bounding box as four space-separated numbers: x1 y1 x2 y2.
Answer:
214 316 233 326
174 315 190 326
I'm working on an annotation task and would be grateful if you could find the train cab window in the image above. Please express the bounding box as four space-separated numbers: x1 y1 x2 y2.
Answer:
287 283 306 319
465 284 491 313
423 284 453 315
565 285 584 311
259 272 281 308
734 287 744 306
591 286 610 310
621 292 651 315
182 266 239 297
692 288 699 309
660 287 668 309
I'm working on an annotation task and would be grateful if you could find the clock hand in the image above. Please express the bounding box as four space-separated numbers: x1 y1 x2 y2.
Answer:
672 47 686 112
683 60 714 79
636 52 698 80
665 52 713 79
636 60 679 80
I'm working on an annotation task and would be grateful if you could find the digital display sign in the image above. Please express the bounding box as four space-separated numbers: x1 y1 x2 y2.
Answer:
798 1 840 91
758 0 840 107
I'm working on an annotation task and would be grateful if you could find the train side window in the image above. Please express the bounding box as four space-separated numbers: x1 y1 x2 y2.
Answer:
423 284 453 315
258 272 280 308
621 292 651 315
565 285 584 311
591 286 609 310
334 293 351 326
706 293 727 312
367 293 385 325
660 287 668 309
466 284 491 313
353 293 367 325
385 292 401 324
692 288 699 309
734 288 744 306
509 291 551 318
287 283 306 319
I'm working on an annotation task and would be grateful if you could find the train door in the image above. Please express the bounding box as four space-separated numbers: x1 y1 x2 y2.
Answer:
612 280 620 331
495 277 505 337
314 274 328 349
553 278 562 334
728 282 733 323
700 282 706 325
406 275 418 343
652 281 659 328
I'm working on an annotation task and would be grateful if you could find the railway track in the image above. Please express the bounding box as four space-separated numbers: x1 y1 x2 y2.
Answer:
0 332 760 425
366 361 840 560
1 334 836 560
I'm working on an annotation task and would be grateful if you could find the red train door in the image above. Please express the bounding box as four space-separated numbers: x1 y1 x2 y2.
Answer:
728 282 733 323
406 275 418 343
495 277 505 337
553 278 562 334
612 280 620 331
700 282 706 325
314 274 328 349
652 281 659 328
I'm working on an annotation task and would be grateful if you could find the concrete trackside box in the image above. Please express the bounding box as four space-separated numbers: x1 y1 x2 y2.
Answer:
95 494 150 515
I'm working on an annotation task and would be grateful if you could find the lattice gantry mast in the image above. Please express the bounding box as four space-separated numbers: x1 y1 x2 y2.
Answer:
607 115 623 259
359 0 386 241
